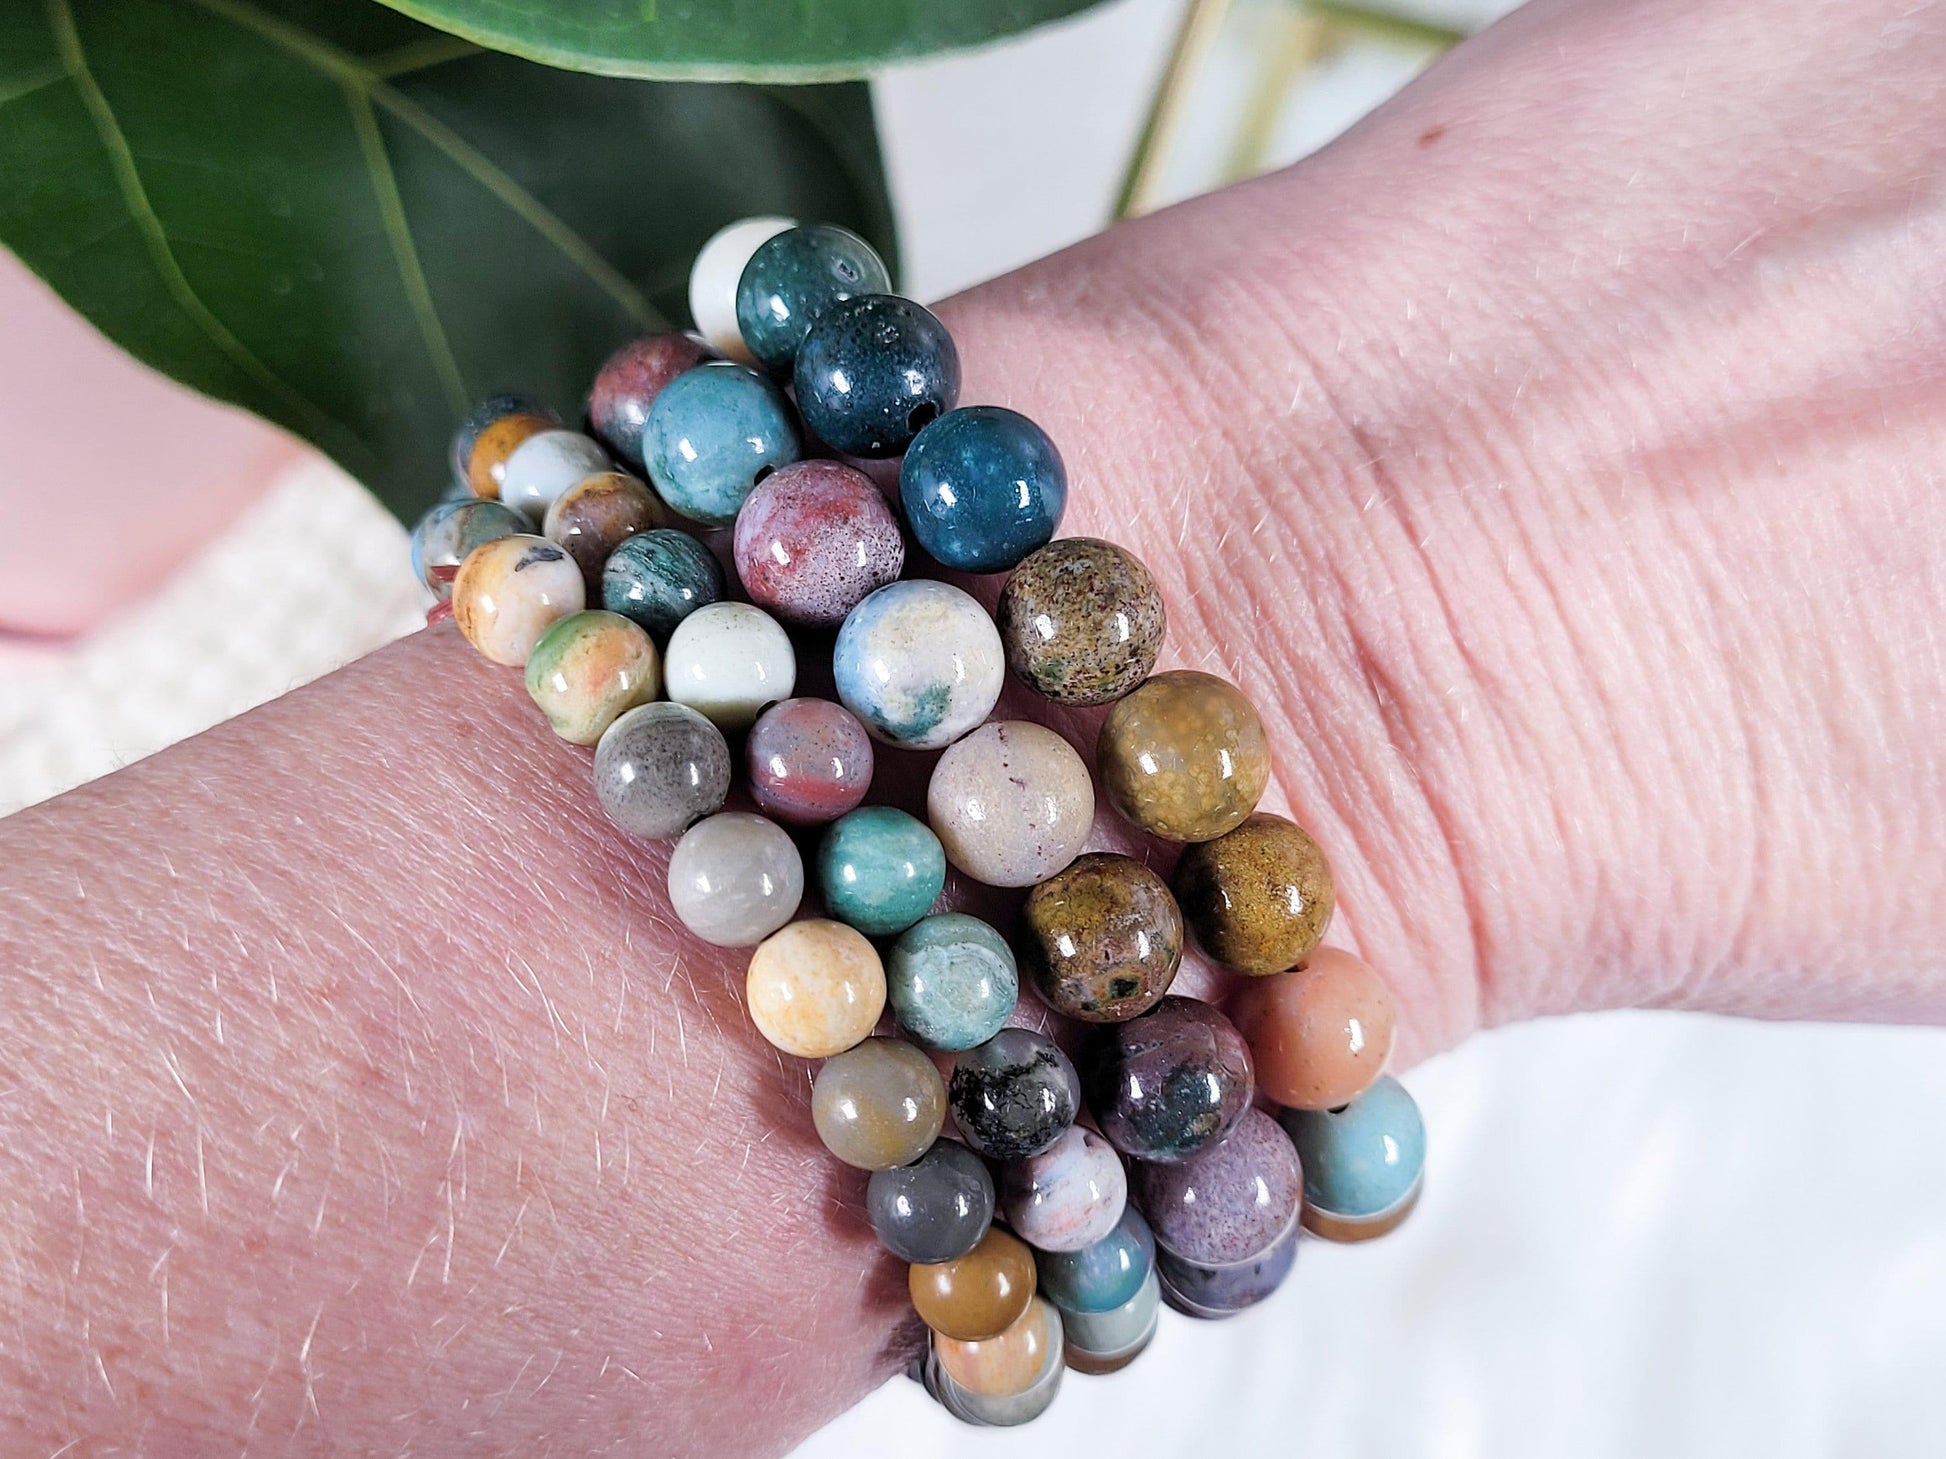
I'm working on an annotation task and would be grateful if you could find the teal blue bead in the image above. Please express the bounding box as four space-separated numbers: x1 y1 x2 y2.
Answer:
735 224 892 376
900 407 1067 573
642 362 801 526
1278 1075 1427 1222
887 913 1018 1052
1037 1204 1155 1315
793 295 960 458
601 529 724 641
817 806 946 937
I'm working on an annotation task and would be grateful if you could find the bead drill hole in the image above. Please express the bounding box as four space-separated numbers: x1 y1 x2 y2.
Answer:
1328 1104 1350 1115
753 464 775 488
908 401 940 434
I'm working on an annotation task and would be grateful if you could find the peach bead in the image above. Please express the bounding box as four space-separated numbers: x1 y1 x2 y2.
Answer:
745 919 885 1058
1229 947 1395 1110
934 1296 1063 1398
910 1226 1037 1342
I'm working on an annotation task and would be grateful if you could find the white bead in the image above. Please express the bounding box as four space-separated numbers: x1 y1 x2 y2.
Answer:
664 601 796 730
500 430 609 523
688 216 795 362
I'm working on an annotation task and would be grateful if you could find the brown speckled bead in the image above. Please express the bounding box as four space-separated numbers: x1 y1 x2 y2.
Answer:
467 411 556 500
911 1226 1038 1342
1097 670 1271 842
543 471 667 590
1020 853 1182 1023
997 538 1165 707
1229 947 1396 1110
1173 813 1335 975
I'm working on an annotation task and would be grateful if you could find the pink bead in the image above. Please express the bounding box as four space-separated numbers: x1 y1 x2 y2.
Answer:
588 334 710 468
746 698 875 826
731 460 904 626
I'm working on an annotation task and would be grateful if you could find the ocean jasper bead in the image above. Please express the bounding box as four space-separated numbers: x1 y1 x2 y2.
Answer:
834 580 1005 751
1001 1125 1127 1254
1036 1204 1155 1314
601 529 724 642
934 1294 1062 1397
887 912 1018 1052
1081 996 1253 1163
500 429 610 523
794 295 960 458
667 811 803 948
735 223 892 375
1174 813 1335 975
410 499 528 598
1061 1266 1160 1359
900 407 1067 573
1020 853 1182 1022
1155 1206 1300 1319
1229 947 1396 1110
587 333 710 468
811 1036 946 1170
542 471 667 590
453 393 560 499
926 722 1094 889
642 362 801 527
1097 670 1272 842
593 702 731 840
910 1226 1037 1342
452 535 586 666
523 610 660 745
688 215 795 361
731 461 904 627
663 602 795 731
997 538 1165 707
1278 1075 1426 1242
867 1140 995 1264
817 806 946 937
746 698 874 826
949 1028 1080 1162
746 919 884 1056
1132 1107 1301 1266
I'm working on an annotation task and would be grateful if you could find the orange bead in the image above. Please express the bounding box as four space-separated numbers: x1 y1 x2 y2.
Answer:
467 411 556 500
910 1226 1036 1342
934 1296 1063 1398
1229 947 1395 1110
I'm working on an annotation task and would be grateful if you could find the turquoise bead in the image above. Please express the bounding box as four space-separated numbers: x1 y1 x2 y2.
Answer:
887 912 1018 1052
1278 1074 1427 1222
642 362 801 526
601 528 724 641
735 224 891 375
1036 1205 1155 1315
900 407 1067 573
817 806 946 937
794 295 960 458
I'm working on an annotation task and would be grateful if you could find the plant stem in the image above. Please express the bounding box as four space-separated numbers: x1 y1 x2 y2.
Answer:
1115 0 1235 221
1304 0 1467 51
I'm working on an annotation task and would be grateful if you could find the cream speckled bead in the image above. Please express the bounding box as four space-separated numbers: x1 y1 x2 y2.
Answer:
664 601 796 731
811 1036 946 1169
452 535 586 666
499 429 610 523
523 610 661 744
667 811 803 947
688 215 795 362
746 918 886 1058
927 721 1094 888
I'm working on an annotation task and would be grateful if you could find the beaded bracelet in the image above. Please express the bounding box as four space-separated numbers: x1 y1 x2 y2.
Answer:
409 216 1428 1428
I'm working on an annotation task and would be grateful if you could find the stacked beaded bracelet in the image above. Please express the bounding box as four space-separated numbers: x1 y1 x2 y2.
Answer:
410 215 1429 1428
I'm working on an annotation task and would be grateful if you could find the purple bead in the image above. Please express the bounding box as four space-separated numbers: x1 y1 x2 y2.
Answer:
588 334 710 469
1080 996 1254 1164
731 460 904 627
746 698 875 826
1131 1108 1301 1266
1155 1206 1300 1319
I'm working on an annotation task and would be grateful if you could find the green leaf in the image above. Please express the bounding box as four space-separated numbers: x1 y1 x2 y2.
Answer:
371 0 1115 82
0 0 896 522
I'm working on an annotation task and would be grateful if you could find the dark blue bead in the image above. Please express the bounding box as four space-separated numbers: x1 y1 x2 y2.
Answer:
900 406 1067 572
735 225 891 376
793 295 961 459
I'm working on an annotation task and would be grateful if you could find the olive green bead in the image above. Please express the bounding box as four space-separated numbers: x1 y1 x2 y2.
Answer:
1020 852 1182 1023
1172 813 1335 974
1096 670 1271 842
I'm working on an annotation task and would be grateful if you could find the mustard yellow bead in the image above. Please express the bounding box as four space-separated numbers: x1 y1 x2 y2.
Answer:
910 1226 1037 1342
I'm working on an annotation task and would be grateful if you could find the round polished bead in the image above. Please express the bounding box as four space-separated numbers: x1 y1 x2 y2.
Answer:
731 460 904 627
811 1036 947 1170
523 610 661 745
663 601 795 731
746 698 874 826
867 1140 995 1264
453 393 560 499
1061 1265 1161 1356
1278 1074 1425 1242
667 811 803 948
1001 1125 1127 1254
934 1293 1062 1397
542 471 667 590
925 1301 1065 1426
834 580 1005 751
997 538 1165 707
1173 813 1336 975
1036 1203 1156 1315
1155 1205 1300 1318
900 407 1066 573
601 528 724 642
500 429 610 523
1020 852 1183 1022
887 912 1018 1053
642 363 801 527
1081 996 1253 1163
452 535 586 666
926 722 1094 889
1229 947 1396 1110
735 223 892 375
745 919 885 1058
587 333 710 469
593 702 731 840
794 295 961 458
1097 670 1272 842
910 1226 1037 1342
816 806 946 937
1131 1107 1301 1266
949 1028 1080 1162
689 216 795 361
410 499 528 599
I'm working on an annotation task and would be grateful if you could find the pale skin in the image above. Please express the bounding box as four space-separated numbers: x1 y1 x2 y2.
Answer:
2 0 1943 1450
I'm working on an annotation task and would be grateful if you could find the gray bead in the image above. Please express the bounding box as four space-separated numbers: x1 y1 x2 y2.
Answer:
948 1028 1080 1162
666 812 803 947
867 1140 994 1264
593 702 731 840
